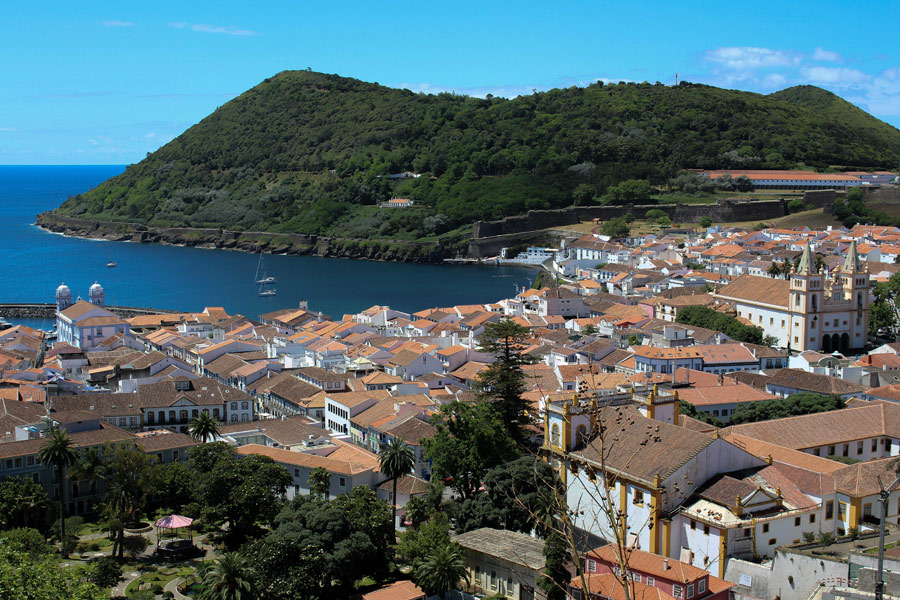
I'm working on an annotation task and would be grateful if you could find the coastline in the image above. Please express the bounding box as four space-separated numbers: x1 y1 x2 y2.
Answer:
35 211 464 265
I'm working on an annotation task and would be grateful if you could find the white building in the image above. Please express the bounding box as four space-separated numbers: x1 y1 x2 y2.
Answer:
55 283 131 350
715 242 869 352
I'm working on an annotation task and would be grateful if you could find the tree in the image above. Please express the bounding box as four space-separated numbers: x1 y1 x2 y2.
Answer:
0 528 51 558
378 436 415 529
540 531 571 600
415 543 469 600
573 183 596 206
256 488 393 596
699 216 712 228
581 323 599 336
307 467 331 500
475 318 536 443
767 261 783 279
0 539 104 600
200 553 255 600
85 556 121 589
0 477 51 532
787 198 806 213
599 217 630 238
676 305 767 345
242 537 325 600
734 175 753 192
424 401 519 500
455 456 561 534
97 442 157 558
71 446 105 511
189 411 221 443
37 426 77 556
396 513 453 570
189 442 291 545
603 179 653 205
728 392 845 425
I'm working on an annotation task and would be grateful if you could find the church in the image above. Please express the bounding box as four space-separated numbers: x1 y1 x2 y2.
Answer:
55 282 130 350
714 240 869 353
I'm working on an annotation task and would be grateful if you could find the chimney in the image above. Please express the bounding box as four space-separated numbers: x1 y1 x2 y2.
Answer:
664 559 669 571
718 372 723 386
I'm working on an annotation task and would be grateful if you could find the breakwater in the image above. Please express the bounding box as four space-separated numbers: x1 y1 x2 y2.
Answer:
0 303 181 320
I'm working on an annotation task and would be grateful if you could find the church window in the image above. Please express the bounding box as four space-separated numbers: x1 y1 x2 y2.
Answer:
550 424 561 447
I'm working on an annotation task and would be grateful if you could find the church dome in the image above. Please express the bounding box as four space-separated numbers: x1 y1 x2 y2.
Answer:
55 283 71 300
89 282 104 298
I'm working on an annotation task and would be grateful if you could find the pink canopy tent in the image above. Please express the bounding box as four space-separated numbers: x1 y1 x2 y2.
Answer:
156 515 193 529
154 514 194 548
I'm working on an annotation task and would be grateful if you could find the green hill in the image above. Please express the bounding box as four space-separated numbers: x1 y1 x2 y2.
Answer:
769 85 900 166
53 71 900 240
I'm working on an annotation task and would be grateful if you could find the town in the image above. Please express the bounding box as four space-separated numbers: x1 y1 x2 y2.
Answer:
5 194 900 600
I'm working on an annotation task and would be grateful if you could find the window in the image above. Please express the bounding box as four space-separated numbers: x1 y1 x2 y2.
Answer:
633 489 644 505
813 448 821 456
230 402 237 410
690 520 696 530
491 571 497 590
674 585 684 598
703 524 710 535
810 514 816 524
825 501 834 520
698 580 706 594
647 577 655 587
587 559 597 573
842 444 849 457
179 409 188 421
550 423 561 447
768 538 776 545
339 477 346 487
743 527 751 538
794 517 801 527
687 584 695 598
839 502 847 520
873 439 878 452
864 503 872 516
241 401 249 410
147 412 155 425
173 450 179 461
828 445 835 455
763 523 769 533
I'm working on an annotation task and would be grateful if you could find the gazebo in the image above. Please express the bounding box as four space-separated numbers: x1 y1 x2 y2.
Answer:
154 514 195 556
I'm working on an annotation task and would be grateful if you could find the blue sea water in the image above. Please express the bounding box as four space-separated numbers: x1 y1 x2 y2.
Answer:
0 166 532 323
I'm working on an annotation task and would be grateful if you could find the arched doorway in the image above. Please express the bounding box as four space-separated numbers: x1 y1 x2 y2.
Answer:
822 335 831 353
840 333 850 354
831 333 840 354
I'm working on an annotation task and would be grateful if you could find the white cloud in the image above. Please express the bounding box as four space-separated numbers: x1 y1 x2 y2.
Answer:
704 46 800 70
100 20 134 27
801 66 870 86
191 24 256 36
813 47 841 62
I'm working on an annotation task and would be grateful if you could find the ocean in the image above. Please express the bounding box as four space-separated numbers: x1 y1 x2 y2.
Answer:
0 166 533 325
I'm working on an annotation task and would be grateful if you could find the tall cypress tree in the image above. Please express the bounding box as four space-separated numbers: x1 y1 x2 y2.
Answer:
474 318 535 444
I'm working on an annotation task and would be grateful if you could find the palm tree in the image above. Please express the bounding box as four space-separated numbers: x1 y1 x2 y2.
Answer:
200 552 255 600
378 436 415 529
37 425 77 556
71 445 105 511
767 261 782 279
307 466 331 500
415 544 469 600
189 411 220 443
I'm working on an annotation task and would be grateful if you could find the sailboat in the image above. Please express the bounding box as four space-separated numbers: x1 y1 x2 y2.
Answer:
106 250 117 268
255 254 277 296
254 254 276 284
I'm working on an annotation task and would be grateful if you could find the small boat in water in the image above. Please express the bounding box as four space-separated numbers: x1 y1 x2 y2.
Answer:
255 254 276 295
106 250 117 268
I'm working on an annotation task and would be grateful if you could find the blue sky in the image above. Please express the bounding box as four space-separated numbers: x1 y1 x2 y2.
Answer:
2 0 899 164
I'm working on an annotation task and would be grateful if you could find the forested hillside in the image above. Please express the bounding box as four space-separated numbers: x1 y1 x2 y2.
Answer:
54 71 900 240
